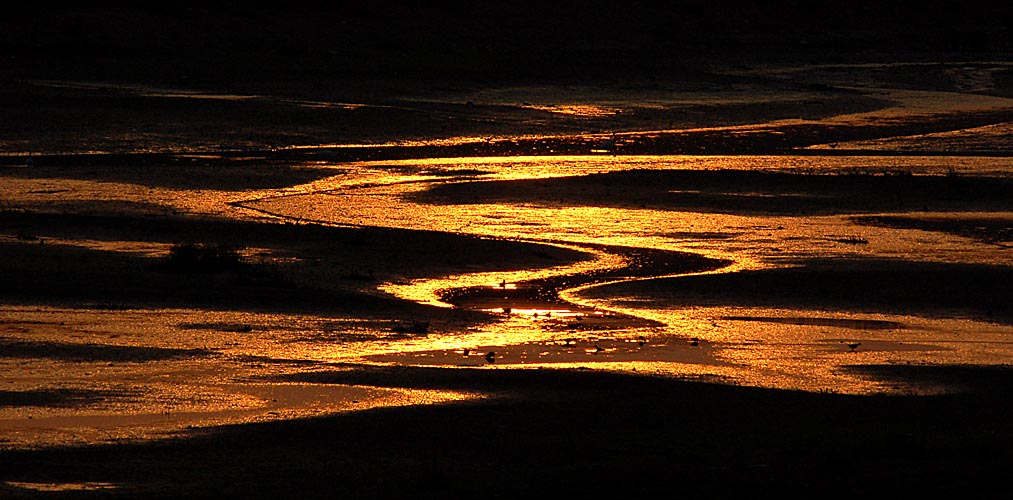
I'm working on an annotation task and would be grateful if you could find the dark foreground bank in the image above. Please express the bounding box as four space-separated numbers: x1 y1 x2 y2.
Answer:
3 364 1013 499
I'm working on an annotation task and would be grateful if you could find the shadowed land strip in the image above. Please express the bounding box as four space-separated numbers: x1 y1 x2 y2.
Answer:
578 259 1013 325
0 389 131 409
3 104 1011 170
0 211 589 273
411 169 1013 216
0 239 399 316
438 244 730 327
0 152 344 192
0 337 213 363
269 363 734 394
855 215 1013 247
0 211 590 321
721 316 909 330
3 365 1013 498
845 364 1013 395
2 71 1011 160
0 78 895 159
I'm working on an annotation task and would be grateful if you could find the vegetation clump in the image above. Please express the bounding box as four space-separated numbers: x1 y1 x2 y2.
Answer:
163 242 247 274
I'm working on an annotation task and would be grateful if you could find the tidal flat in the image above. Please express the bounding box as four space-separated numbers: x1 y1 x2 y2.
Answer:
2 6 1013 498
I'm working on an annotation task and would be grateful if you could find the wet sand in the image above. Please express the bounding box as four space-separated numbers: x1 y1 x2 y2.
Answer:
4 6 1013 497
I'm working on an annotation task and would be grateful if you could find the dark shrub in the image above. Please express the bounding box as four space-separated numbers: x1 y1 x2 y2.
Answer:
163 242 246 273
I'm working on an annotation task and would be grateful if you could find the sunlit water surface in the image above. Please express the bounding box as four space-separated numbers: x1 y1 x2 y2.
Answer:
4 153 1013 448
238 154 1013 389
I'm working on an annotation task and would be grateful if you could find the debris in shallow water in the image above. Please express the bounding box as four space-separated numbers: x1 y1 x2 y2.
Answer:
833 235 869 245
391 320 430 335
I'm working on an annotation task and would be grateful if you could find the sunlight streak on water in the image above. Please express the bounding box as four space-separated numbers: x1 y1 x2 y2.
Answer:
377 244 623 308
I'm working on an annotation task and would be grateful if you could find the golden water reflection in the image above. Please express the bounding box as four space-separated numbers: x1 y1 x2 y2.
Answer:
0 306 476 449
6 152 1012 450
228 154 1013 396
367 305 1013 395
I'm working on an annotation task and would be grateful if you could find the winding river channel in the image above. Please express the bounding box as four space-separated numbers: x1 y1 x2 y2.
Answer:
234 152 1013 394
3 76 1013 449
